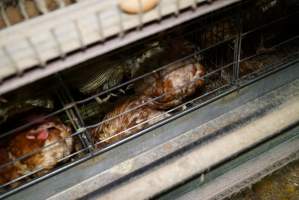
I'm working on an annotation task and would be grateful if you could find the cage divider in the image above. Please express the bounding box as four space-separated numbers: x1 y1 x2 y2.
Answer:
55 74 95 153
232 8 242 88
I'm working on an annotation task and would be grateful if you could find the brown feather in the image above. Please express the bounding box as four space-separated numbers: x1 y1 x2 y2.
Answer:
135 59 206 109
0 118 73 188
92 96 169 148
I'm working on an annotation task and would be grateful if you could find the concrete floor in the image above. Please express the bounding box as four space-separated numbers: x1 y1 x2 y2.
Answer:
227 159 299 200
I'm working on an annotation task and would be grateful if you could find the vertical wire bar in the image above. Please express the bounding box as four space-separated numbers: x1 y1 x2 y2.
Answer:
117 8 125 37
56 74 95 152
194 46 202 63
96 10 105 42
73 20 86 49
222 19 225 41
58 92 93 154
19 0 29 20
215 36 218 66
34 0 49 14
137 0 143 29
157 0 162 21
192 0 197 10
59 75 94 148
221 22 225 70
55 0 65 8
26 37 46 67
2 46 21 75
203 22 207 47
0 3 11 26
232 7 242 86
50 28 66 58
58 89 92 152
72 104 95 152
57 91 78 130
232 39 239 84
175 0 180 16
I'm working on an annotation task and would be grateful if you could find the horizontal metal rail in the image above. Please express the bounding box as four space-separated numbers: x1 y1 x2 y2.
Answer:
0 0 241 95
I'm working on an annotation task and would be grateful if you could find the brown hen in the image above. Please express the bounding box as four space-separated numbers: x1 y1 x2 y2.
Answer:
92 96 169 148
135 59 206 109
0 118 73 188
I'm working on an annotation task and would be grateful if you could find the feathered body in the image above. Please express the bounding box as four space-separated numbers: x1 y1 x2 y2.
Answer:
135 60 205 109
0 147 15 186
72 39 193 96
91 96 169 148
0 118 73 187
76 42 165 95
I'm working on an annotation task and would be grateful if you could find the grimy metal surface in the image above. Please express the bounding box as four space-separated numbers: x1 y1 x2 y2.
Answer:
0 0 240 95
165 126 299 200
5 61 298 200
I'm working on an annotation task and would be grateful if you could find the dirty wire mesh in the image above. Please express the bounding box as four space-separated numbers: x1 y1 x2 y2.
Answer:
0 0 299 198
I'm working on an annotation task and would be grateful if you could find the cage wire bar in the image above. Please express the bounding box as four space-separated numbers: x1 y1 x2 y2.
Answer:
239 36 299 81
0 0 299 198
232 11 241 85
56 82 91 151
56 74 95 151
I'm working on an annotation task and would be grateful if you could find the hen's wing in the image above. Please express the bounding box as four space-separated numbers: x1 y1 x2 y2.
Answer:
92 96 168 148
0 146 21 188
136 60 205 109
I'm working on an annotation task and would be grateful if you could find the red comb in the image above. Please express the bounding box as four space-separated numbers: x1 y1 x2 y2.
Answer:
37 130 49 140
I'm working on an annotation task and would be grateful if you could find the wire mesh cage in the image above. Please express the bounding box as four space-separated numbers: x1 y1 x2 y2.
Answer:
0 0 299 198
239 0 299 81
0 76 90 195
